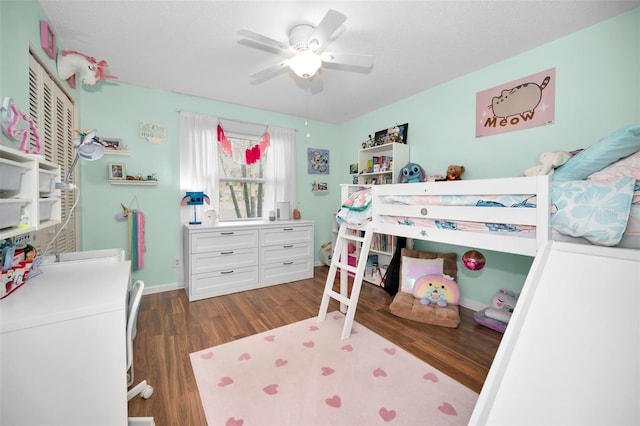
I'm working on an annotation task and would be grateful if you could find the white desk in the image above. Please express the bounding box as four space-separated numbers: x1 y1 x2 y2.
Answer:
1 258 131 425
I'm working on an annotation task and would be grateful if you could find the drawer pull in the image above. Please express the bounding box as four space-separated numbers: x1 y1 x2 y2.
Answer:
221 270 234 274
221 251 235 255
221 232 235 235
283 228 294 231
283 245 294 248
283 261 294 265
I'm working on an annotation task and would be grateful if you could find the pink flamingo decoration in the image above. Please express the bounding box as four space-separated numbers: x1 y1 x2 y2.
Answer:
56 50 118 89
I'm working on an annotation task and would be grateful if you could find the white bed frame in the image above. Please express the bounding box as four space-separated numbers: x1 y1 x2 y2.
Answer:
318 174 639 424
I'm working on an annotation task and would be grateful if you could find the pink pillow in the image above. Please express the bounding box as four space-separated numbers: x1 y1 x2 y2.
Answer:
400 256 444 293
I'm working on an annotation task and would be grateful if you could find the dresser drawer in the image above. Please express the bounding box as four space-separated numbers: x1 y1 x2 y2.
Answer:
261 225 313 246
261 243 312 264
191 229 258 253
260 257 313 286
192 248 258 275
189 266 260 300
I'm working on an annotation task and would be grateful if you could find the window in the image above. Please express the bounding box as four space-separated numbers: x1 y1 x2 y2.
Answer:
218 137 266 220
179 113 297 224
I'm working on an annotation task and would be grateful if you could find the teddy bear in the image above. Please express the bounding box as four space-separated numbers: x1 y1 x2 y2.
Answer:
446 165 465 181
523 150 571 176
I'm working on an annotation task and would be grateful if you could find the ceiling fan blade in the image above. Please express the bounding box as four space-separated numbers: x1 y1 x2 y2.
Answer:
321 51 374 69
250 60 289 82
237 28 290 52
308 9 346 50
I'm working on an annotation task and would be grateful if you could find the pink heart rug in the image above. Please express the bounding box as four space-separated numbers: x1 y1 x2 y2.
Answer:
190 312 477 425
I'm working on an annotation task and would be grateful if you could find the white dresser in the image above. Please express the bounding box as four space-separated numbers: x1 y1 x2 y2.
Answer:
183 220 314 301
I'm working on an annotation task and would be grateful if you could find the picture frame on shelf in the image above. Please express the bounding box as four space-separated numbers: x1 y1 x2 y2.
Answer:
373 123 409 145
99 137 124 151
109 163 125 180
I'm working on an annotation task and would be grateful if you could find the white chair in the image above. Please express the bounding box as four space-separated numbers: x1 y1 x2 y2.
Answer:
127 280 154 401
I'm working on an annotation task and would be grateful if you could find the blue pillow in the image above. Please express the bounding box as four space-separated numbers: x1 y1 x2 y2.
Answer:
551 177 635 246
552 124 640 182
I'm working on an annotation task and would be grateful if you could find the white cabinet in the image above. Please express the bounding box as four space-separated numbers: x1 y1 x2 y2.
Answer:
184 220 314 301
357 143 409 185
0 145 60 241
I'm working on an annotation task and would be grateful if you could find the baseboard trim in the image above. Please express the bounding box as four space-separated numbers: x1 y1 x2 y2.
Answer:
143 282 183 295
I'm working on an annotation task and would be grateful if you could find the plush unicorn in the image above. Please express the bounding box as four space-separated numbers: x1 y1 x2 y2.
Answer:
56 50 118 88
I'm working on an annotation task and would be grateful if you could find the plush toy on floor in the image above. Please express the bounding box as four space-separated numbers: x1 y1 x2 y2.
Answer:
474 288 519 333
412 274 460 307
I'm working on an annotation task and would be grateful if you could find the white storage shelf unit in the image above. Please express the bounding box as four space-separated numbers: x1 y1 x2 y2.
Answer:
358 142 410 185
183 220 314 301
0 145 60 240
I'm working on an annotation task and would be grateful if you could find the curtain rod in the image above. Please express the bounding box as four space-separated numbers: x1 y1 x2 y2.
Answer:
176 109 267 131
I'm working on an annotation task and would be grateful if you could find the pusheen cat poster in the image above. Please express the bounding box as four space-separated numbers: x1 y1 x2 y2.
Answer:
476 68 555 137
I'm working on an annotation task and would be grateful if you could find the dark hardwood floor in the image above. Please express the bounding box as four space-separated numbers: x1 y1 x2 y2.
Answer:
128 266 502 425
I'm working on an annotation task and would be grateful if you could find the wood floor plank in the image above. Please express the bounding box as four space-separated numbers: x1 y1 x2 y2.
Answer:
128 266 502 424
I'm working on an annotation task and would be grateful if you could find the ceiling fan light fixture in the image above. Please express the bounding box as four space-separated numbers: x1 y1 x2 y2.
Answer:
288 50 322 79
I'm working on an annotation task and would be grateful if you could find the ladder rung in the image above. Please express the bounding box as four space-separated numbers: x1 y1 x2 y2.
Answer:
332 262 357 275
342 234 365 243
325 290 352 306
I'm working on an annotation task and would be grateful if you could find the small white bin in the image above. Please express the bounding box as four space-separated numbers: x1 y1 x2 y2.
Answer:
0 198 29 229
39 169 57 194
39 198 57 222
0 158 29 193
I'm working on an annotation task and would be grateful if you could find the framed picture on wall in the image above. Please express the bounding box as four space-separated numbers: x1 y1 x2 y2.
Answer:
109 163 125 180
99 137 124 151
307 148 329 175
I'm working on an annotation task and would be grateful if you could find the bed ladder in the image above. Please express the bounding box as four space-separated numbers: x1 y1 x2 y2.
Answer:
318 221 374 340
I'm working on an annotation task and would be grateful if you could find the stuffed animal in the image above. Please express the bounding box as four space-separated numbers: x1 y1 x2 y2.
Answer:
56 50 118 88
484 289 518 323
523 150 570 176
398 162 426 183
446 165 465 181
412 274 460 307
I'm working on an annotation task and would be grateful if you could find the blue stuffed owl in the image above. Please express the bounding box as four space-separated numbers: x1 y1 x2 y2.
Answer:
398 162 426 183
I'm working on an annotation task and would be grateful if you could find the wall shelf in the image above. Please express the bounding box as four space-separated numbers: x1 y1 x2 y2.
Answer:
103 149 131 156
109 180 158 186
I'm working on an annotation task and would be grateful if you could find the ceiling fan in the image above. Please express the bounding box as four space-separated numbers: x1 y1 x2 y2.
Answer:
237 9 374 83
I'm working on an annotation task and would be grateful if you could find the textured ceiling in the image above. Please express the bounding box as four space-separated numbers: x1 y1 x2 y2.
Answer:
38 1 638 124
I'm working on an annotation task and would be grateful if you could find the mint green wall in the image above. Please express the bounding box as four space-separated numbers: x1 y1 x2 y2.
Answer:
335 9 640 304
78 85 340 286
2 2 638 306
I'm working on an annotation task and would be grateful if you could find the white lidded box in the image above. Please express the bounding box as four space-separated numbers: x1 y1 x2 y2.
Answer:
39 169 57 194
0 158 30 193
39 198 57 222
0 198 30 229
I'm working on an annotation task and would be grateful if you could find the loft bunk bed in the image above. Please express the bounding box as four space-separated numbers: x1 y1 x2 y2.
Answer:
318 170 639 423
